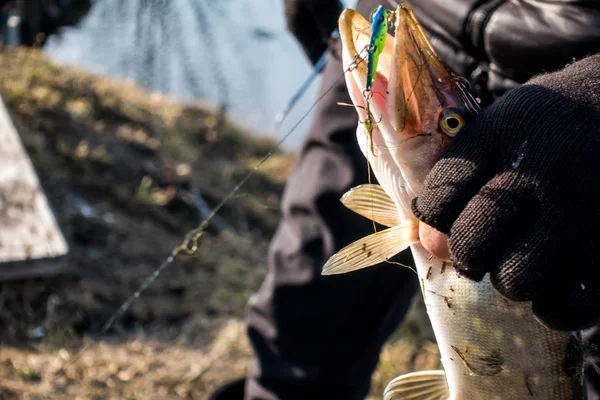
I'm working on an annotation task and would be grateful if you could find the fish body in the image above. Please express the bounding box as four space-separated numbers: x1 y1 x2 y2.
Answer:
324 5 585 399
405 246 584 399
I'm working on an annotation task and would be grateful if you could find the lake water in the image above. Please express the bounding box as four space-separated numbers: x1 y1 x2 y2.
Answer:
44 0 358 151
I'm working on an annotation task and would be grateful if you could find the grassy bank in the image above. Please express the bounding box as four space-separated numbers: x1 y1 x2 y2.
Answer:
0 48 437 399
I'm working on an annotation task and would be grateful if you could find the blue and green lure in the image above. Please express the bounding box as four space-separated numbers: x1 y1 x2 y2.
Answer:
365 6 389 93
361 6 391 158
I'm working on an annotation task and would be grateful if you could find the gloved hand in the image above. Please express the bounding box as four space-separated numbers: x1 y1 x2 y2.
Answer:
284 0 343 65
412 54 600 331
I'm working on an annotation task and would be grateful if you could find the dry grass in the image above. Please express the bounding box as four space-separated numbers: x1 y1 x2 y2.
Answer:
0 48 439 399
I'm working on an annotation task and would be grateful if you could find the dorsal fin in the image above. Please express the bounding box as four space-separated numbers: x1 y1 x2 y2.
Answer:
322 223 418 275
384 370 449 400
341 184 401 227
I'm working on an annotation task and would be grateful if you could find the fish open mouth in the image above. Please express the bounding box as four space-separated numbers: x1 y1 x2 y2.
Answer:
338 7 394 155
338 4 479 197
339 5 455 137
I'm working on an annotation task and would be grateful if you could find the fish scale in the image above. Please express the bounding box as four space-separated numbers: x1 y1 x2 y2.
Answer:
411 244 580 399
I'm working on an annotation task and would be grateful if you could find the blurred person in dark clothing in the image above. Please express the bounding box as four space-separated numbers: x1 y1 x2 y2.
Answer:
0 0 88 47
211 0 600 399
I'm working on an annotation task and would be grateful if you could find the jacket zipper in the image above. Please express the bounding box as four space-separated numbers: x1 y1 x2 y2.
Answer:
464 0 508 59
463 0 508 105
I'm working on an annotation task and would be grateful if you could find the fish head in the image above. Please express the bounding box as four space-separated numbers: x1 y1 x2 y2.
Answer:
339 4 479 216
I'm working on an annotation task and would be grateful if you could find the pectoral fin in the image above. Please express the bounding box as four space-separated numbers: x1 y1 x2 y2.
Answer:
341 184 401 227
322 223 418 275
384 370 449 400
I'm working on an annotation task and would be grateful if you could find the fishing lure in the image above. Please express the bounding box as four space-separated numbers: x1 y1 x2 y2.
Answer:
362 6 392 157
365 6 389 93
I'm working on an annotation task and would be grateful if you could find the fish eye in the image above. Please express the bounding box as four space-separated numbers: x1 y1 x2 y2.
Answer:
440 108 466 137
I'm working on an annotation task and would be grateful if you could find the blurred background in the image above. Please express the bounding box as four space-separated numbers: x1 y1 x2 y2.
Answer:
0 1 436 399
43 0 329 150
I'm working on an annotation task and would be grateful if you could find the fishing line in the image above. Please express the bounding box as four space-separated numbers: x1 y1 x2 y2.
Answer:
336 99 380 234
47 43 370 391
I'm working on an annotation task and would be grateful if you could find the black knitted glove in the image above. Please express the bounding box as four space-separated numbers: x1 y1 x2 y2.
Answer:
412 54 600 331
284 0 343 65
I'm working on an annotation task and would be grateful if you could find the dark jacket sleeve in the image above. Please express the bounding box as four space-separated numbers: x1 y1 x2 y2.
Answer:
485 1 600 90
284 0 342 65
408 0 600 98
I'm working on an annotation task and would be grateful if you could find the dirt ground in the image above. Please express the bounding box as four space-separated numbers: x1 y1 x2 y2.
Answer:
0 49 439 399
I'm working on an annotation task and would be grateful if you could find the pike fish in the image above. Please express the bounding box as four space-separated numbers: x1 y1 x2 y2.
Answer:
322 4 585 399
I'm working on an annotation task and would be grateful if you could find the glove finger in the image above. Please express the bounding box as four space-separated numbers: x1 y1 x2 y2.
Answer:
533 273 600 331
488 223 555 302
412 120 496 234
448 171 536 281
488 183 558 300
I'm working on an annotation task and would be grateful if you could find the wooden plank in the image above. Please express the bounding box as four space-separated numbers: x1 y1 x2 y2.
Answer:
0 92 68 279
